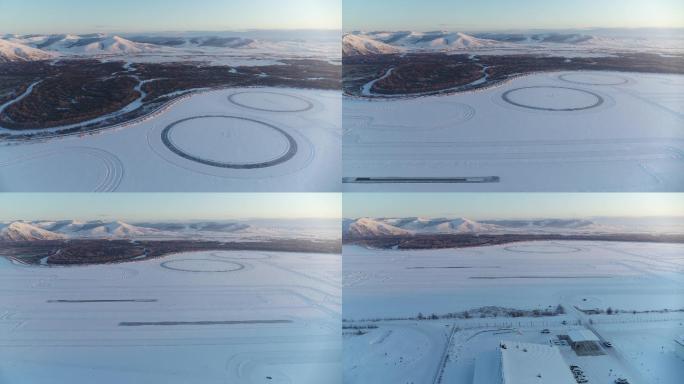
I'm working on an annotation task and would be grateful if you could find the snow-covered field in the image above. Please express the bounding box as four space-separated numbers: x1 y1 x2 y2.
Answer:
343 241 684 384
343 71 684 191
0 250 341 384
0 87 340 191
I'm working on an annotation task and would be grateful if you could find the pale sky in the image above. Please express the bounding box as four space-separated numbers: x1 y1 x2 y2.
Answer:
0 193 341 221
343 193 684 220
344 0 684 31
2 193 681 223
0 0 341 34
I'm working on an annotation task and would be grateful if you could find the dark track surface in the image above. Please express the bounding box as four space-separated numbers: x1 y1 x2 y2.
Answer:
501 86 604 111
342 176 500 184
558 73 629 86
504 244 583 254
119 319 293 326
161 115 297 169
227 91 314 112
47 299 157 303
160 259 245 272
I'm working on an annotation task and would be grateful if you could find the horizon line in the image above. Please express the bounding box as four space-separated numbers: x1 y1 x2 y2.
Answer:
1 217 341 222
343 215 684 220
2 28 343 36
343 26 684 33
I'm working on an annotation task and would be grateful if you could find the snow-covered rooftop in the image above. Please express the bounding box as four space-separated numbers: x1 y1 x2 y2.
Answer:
500 341 576 384
567 329 600 343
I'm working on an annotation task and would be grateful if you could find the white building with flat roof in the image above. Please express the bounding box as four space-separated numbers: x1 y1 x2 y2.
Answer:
566 329 601 349
567 329 600 343
499 341 576 384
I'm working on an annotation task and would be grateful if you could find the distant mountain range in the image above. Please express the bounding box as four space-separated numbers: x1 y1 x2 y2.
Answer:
0 220 172 241
0 219 340 242
0 31 340 63
2 218 678 242
0 33 256 62
343 217 621 237
342 29 684 56
3 29 681 62
344 31 500 54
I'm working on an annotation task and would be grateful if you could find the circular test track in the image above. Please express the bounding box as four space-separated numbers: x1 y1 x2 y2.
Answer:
504 244 583 254
227 91 314 113
558 73 630 86
211 252 272 260
160 259 245 273
161 115 297 169
501 86 604 112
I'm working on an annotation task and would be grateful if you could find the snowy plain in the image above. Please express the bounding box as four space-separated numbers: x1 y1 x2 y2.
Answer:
343 71 684 191
0 250 341 384
343 241 684 384
0 87 341 191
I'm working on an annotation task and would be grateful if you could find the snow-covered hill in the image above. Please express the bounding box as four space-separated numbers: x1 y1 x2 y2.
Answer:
135 221 250 233
8 34 157 55
1 31 340 63
0 219 339 241
0 222 65 241
67 35 156 55
0 39 54 62
343 217 616 237
389 217 500 233
343 34 402 56
378 31 499 49
475 32 595 44
344 31 501 55
81 221 159 237
345 217 500 236
345 218 413 237
26 220 162 238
